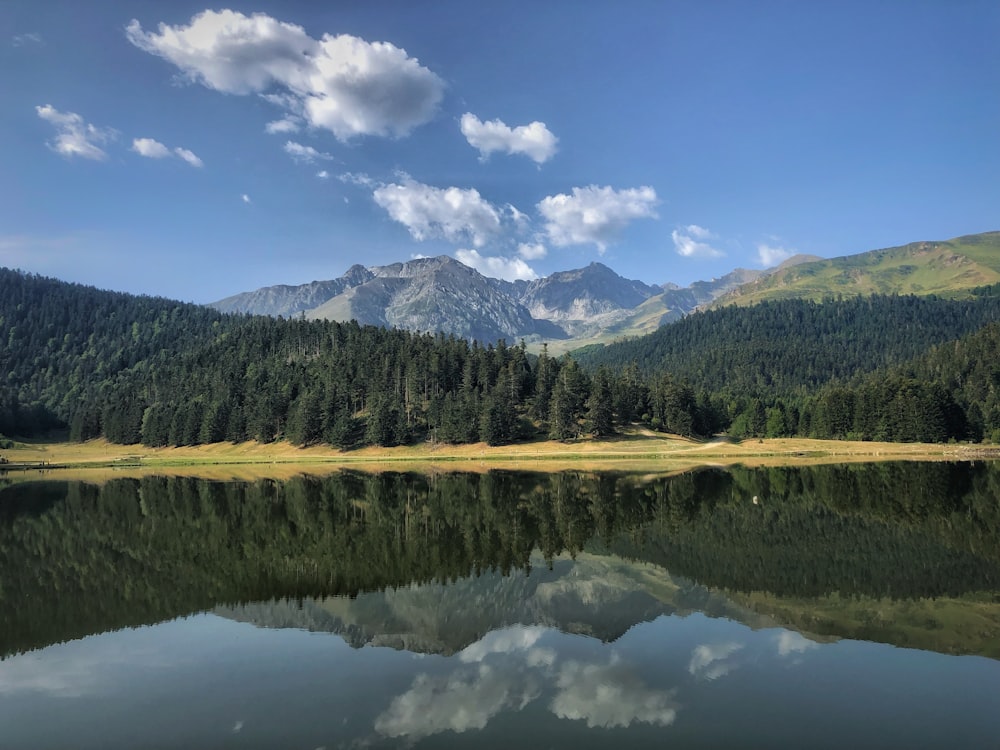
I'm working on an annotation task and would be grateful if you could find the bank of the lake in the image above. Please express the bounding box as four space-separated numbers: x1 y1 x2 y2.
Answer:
2 431 998 480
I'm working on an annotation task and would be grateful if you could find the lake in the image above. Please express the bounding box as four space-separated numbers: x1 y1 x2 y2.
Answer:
1 463 999 748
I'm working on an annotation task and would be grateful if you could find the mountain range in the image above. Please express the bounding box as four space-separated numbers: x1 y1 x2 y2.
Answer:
210 231 999 348
211 256 789 347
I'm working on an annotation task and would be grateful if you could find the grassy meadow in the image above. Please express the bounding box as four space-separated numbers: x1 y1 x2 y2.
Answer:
2 429 995 482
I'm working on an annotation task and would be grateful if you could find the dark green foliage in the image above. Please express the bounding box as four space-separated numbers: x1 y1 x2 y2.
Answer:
585 367 615 437
5 267 999 447
577 292 1000 398
548 357 588 440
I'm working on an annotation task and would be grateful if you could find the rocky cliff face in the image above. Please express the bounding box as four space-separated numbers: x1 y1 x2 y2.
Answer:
518 262 660 321
210 264 375 317
208 255 787 343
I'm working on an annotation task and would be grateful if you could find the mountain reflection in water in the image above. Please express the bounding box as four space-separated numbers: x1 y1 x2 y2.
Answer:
1 463 999 748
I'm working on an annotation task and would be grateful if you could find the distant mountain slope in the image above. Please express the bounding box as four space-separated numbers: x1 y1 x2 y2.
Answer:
309 255 556 342
207 232 1000 347
543 264 808 354
212 264 374 316
575 289 1000 397
712 232 1000 308
211 256 663 343
513 262 660 337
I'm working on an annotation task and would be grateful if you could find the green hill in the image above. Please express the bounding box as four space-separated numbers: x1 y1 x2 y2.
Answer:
712 231 1000 308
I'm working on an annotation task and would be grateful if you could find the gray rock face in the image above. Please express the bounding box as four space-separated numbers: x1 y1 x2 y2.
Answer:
211 267 375 317
208 255 792 343
311 256 546 342
518 262 660 321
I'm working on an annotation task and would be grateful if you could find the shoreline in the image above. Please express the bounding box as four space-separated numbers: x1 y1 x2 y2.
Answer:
3 433 998 481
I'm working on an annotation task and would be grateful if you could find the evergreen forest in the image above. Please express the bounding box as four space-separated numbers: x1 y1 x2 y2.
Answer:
3 268 1000 447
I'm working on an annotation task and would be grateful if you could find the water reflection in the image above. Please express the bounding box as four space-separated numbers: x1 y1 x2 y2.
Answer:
2 606 997 749
1 463 1000 747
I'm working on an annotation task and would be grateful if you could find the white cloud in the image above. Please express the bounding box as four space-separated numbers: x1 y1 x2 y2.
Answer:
35 104 116 160
551 658 678 729
688 642 743 681
131 137 171 158
12 32 43 47
316 170 330 179
757 242 795 267
265 116 302 134
517 242 547 260
373 179 502 247
173 147 203 167
685 224 714 240
775 630 819 657
455 249 538 281
283 140 333 163
507 204 530 228
339 171 375 188
127 10 444 141
538 185 658 252
460 113 558 164
672 225 724 258
241 194 251 204
132 138 203 167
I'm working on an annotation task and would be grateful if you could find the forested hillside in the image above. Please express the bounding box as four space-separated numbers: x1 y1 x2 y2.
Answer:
806 322 1000 443
0 269 707 446
3 268 1000 448
576 290 1000 396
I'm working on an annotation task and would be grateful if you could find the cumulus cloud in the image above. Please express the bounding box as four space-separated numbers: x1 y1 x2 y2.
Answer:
35 104 117 160
131 137 171 158
264 116 302 134
127 10 444 140
757 242 795 267
517 242 547 260
283 140 333 163
688 642 743 681
316 170 330 179
373 178 502 247
672 225 724 258
538 185 658 252
132 138 203 167
460 113 558 164
455 249 539 282
551 657 679 729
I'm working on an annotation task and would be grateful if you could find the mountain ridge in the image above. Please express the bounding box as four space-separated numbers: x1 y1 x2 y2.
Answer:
208 255 766 345
208 231 1000 347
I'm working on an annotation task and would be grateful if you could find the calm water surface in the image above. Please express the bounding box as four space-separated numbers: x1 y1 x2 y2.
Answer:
1 463 999 748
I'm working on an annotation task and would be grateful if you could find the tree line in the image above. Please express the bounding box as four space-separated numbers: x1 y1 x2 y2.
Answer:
3 268 1000 447
0 269 717 446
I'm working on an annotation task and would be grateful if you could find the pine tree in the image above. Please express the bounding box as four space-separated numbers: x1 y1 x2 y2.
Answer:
586 367 614 437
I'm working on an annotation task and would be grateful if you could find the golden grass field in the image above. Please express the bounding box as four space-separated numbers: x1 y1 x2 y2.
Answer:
3 429 996 482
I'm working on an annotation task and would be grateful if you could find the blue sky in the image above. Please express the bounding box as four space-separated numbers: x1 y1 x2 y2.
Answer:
2 1 998 303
